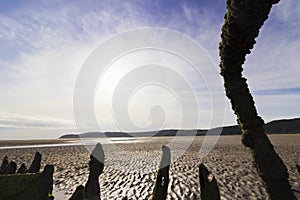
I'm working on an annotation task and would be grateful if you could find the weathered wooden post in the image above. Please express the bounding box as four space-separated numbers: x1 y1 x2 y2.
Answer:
150 145 171 200
199 163 220 200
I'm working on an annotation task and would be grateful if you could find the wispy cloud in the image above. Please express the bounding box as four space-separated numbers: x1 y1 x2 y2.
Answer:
0 111 75 130
0 0 299 138
254 87 300 96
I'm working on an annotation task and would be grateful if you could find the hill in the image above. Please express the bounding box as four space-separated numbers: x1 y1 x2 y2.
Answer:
59 118 300 138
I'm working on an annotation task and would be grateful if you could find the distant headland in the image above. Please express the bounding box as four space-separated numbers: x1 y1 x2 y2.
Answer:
59 118 300 139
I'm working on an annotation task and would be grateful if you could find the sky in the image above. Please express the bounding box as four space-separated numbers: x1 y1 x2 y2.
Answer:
0 0 299 139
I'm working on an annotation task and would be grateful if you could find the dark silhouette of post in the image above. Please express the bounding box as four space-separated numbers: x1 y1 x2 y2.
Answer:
0 154 54 199
0 156 9 174
84 143 105 200
150 145 171 200
199 164 220 200
39 165 55 200
69 185 85 200
28 152 42 173
2 161 17 174
17 163 27 174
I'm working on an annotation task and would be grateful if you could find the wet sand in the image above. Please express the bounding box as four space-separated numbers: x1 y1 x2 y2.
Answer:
0 134 299 200
0 139 75 147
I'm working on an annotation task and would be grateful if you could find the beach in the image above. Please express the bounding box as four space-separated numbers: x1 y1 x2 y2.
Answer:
0 134 299 200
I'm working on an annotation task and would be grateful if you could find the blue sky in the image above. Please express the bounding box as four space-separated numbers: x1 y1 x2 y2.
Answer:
0 0 299 139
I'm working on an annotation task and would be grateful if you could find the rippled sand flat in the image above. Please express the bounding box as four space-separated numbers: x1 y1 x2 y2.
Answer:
0 134 299 200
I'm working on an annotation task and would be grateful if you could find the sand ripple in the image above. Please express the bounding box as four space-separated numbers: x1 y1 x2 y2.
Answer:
0 135 299 200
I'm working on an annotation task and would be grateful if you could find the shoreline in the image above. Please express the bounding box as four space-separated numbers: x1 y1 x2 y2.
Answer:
0 133 299 148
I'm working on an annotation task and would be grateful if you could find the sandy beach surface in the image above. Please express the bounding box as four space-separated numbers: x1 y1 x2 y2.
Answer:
0 134 299 200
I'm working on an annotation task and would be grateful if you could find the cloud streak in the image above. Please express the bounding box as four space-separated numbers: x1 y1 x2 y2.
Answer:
0 0 299 139
0 111 75 130
254 87 300 96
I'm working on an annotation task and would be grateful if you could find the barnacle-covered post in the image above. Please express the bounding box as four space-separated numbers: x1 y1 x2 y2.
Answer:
219 0 296 199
